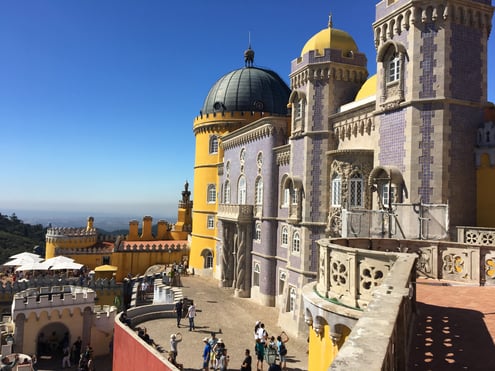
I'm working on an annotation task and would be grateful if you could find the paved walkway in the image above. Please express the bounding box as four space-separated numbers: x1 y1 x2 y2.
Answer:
142 275 309 371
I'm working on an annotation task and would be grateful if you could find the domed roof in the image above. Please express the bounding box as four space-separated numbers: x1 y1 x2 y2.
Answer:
201 66 290 115
355 74 377 101
301 18 358 57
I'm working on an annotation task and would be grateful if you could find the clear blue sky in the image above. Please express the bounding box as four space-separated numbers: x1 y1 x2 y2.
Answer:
1 1 494 219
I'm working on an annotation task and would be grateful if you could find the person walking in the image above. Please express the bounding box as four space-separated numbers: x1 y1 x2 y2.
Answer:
175 299 183 328
201 337 211 371
240 349 252 371
187 301 196 331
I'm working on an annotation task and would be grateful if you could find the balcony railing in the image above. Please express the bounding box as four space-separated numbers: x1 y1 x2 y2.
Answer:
217 204 253 223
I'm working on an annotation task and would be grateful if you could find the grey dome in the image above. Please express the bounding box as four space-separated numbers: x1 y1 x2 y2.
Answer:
201 67 290 115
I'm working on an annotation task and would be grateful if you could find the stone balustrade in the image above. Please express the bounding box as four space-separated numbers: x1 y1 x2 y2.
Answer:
303 238 417 370
330 237 495 286
457 226 495 246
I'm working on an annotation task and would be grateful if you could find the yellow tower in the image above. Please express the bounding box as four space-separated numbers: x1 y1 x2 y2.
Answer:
190 48 291 274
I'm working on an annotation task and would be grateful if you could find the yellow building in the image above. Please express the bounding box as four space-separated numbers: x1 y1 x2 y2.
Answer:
45 183 192 282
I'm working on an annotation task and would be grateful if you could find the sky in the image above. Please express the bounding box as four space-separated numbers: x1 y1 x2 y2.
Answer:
1 0 495 220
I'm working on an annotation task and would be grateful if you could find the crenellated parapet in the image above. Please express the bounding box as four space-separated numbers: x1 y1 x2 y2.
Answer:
46 226 98 248
12 286 97 320
373 1 493 49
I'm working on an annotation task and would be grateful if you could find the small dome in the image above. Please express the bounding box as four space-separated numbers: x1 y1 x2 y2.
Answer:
355 74 377 101
201 67 290 115
301 26 358 57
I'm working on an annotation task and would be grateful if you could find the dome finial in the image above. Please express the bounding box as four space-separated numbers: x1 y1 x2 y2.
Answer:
328 13 333 28
244 31 255 67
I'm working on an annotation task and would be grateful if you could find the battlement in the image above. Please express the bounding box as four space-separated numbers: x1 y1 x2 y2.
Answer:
12 286 96 315
46 227 97 237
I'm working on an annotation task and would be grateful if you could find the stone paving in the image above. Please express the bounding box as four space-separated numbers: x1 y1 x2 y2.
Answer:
142 275 309 371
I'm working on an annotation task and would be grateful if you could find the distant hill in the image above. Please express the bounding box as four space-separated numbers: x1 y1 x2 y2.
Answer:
0 213 46 264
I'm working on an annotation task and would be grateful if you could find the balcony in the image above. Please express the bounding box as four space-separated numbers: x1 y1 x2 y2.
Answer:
217 204 253 223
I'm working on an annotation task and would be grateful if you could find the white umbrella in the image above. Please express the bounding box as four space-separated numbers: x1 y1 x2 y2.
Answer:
15 261 49 272
4 256 44 266
39 256 75 269
49 261 83 271
9 252 42 260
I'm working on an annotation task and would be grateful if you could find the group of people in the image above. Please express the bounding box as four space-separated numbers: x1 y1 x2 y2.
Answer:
201 332 229 371
175 298 197 331
254 321 289 371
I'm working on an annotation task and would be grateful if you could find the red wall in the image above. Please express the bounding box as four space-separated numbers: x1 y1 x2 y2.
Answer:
113 320 175 371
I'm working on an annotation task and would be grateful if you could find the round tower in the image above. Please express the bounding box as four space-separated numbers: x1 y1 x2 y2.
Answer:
190 50 290 274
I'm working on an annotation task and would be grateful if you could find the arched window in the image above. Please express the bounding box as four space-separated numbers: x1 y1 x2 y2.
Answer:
292 231 300 253
253 262 260 286
203 250 213 269
238 175 247 204
207 184 216 204
350 173 363 207
209 135 219 154
255 222 261 242
255 177 263 205
223 180 231 204
331 175 342 207
207 215 215 229
281 226 289 246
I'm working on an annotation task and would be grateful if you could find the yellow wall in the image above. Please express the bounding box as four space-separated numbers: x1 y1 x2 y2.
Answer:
307 324 351 370
190 127 224 269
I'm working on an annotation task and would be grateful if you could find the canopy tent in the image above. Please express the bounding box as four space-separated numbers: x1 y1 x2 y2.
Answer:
94 264 118 279
38 256 75 270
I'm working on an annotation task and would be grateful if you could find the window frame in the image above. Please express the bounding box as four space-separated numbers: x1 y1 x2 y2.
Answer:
207 184 217 204
388 56 400 83
255 176 263 206
281 226 289 247
292 231 301 254
223 180 231 204
238 175 247 204
207 215 215 229
349 173 363 208
255 222 262 242
209 135 219 154
253 262 260 286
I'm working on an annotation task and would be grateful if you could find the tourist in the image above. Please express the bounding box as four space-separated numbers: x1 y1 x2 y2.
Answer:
201 337 211 371
277 332 289 370
217 348 229 371
187 301 196 331
175 299 183 328
208 332 218 369
240 348 252 371
170 332 182 364
256 323 268 347
213 338 226 370
255 338 265 371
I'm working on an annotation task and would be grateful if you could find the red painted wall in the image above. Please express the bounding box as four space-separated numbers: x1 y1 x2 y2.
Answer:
113 320 175 371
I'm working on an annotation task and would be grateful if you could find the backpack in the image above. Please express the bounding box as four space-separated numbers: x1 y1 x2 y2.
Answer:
279 343 287 356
